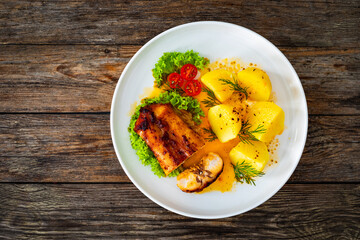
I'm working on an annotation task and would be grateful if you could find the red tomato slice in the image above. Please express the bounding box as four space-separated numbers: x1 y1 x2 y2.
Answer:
176 77 185 89
180 64 198 80
167 72 181 88
184 80 202 96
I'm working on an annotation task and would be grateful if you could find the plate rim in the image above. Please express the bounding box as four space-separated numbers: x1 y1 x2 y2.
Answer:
110 21 308 219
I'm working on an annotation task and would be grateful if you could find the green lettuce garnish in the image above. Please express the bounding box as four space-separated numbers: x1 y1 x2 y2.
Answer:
152 50 209 87
128 91 205 177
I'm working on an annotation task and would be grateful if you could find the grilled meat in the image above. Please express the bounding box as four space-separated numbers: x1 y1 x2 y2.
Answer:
177 152 224 192
134 103 205 175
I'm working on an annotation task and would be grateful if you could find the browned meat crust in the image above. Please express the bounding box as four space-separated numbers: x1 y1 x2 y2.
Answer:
134 103 205 175
177 152 224 193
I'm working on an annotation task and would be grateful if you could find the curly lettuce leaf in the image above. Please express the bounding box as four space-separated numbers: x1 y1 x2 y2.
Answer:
128 91 205 177
152 50 209 87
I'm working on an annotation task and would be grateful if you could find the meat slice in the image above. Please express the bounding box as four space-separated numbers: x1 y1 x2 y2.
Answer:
134 103 205 175
177 152 224 192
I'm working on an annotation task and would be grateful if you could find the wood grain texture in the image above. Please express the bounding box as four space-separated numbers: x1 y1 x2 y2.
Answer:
1 0 359 237
0 45 359 114
0 0 359 47
0 184 359 239
0 45 125 113
0 114 358 182
0 114 126 182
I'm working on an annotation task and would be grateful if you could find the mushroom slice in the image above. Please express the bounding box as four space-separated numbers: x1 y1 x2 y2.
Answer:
177 152 224 193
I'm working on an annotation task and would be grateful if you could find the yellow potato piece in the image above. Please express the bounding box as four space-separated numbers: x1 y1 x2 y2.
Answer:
208 104 242 143
229 140 269 172
223 93 248 121
237 67 272 101
201 69 234 102
247 102 285 143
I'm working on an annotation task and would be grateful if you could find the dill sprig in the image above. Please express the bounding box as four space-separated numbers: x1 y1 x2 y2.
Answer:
238 120 266 145
232 161 265 185
219 78 248 99
202 127 217 142
201 87 221 107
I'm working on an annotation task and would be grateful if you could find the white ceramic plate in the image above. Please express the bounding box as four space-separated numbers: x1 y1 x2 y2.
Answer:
110 21 308 219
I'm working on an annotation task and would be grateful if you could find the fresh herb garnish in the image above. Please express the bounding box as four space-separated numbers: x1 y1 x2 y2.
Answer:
238 120 266 145
219 78 248 99
233 161 265 185
202 127 217 142
201 87 221 107
152 50 209 87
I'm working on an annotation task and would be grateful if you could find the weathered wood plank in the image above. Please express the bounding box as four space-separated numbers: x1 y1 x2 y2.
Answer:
0 0 359 47
285 48 360 115
0 184 358 239
0 45 359 114
0 114 126 182
0 114 358 182
0 45 125 113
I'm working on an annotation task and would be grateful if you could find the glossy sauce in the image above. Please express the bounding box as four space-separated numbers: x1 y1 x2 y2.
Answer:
189 85 251 193
189 58 247 193
190 58 278 192
128 87 163 116
183 138 239 193
133 58 280 193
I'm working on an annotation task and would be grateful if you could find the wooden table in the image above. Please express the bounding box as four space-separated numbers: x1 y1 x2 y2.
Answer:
1 1 359 239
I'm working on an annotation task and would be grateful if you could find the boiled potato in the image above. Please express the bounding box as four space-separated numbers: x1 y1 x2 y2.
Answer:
229 140 269 171
201 69 234 102
208 104 242 143
237 67 272 101
247 102 285 143
223 93 248 121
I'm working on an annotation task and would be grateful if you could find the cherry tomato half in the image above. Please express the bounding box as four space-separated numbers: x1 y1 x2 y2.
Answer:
184 80 202 96
167 72 182 88
180 64 198 80
175 77 185 89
